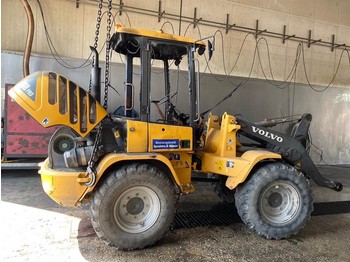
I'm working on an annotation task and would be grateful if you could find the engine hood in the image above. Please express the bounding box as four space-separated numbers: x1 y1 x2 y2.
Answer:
8 71 107 137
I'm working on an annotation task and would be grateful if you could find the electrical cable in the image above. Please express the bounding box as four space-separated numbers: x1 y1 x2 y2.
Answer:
123 10 132 27
107 51 120 95
189 22 349 96
37 1 349 94
36 0 93 69
201 83 242 115
308 131 331 166
178 24 252 113
183 23 243 87
161 21 175 34
36 3 129 71
255 37 302 89
113 11 125 27
301 43 350 92
132 19 348 117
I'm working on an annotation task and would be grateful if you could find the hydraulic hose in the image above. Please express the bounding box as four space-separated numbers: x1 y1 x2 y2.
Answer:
20 0 35 77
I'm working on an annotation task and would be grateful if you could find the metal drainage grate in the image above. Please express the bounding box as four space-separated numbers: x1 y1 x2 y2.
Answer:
313 201 350 216
172 201 350 229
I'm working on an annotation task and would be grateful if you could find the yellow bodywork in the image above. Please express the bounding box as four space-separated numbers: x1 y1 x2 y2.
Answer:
115 24 205 47
39 113 281 206
40 119 195 206
196 113 281 189
124 120 193 152
8 71 107 137
125 119 194 190
39 152 193 206
39 159 88 206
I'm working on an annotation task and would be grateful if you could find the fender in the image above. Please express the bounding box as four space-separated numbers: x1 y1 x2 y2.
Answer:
89 152 185 192
225 150 282 190
86 153 194 194
39 152 187 207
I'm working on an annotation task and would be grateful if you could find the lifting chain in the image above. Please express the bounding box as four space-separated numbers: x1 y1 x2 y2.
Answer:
85 0 113 187
103 0 113 109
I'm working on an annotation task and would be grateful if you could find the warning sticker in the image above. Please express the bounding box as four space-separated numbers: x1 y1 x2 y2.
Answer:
152 139 179 150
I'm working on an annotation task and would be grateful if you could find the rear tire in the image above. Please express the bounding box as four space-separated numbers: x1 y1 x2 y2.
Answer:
90 163 177 250
235 162 313 239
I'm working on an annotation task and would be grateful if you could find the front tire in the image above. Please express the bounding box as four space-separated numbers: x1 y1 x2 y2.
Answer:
90 164 177 250
235 162 313 239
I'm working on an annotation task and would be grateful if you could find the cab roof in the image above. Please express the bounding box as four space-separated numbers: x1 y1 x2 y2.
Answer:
115 24 205 46
110 24 206 60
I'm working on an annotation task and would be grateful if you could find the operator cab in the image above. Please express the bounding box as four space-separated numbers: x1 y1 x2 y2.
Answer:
109 24 206 130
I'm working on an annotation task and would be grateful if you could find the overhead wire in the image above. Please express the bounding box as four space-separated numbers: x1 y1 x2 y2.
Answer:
188 25 259 113
301 43 350 92
36 1 133 71
255 37 302 89
37 1 349 104
161 21 175 34
37 1 349 93
179 20 349 120
36 0 92 69
123 10 132 27
308 131 331 165
195 22 349 95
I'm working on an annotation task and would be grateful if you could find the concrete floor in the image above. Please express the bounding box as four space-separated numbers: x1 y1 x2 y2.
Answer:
1 166 350 262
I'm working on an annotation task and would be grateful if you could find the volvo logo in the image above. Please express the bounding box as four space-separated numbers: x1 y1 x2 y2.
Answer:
252 126 283 142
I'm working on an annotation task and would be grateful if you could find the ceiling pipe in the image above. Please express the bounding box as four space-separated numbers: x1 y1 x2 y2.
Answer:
20 0 35 77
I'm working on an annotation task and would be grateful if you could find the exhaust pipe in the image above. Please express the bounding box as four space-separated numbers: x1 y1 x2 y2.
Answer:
90 46 101 103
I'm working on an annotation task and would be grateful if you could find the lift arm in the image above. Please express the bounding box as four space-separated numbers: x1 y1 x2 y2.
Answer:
235 114 343 191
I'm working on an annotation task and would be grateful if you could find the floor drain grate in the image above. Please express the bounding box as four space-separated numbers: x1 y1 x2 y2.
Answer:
172 201 350 229
313 201 350 216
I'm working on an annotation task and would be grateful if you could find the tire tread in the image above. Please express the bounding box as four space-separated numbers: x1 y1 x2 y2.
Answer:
90 163 177 250
235 162 313 239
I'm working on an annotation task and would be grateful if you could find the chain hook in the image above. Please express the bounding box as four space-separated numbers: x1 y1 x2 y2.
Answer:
85 166 96 187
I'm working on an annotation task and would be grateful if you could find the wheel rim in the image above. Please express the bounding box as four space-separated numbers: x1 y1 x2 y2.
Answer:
259 181 301 225
114 186 161 233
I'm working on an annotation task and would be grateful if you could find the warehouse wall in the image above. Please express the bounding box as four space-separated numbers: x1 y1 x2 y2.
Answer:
2 52 349 164
2 0 350 87
1 0 350 164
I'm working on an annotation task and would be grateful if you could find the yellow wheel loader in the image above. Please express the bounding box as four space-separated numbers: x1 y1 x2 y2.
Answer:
9 22 342 250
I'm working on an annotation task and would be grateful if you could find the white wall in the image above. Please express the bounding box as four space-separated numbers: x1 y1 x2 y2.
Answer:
1 0 350 88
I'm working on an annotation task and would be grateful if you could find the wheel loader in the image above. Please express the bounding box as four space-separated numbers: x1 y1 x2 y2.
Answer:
9 24 342 250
